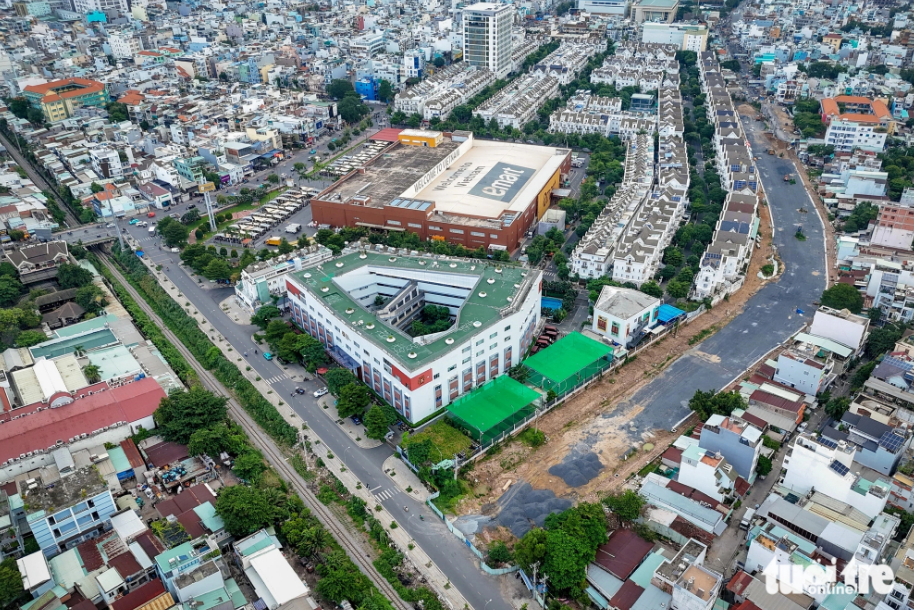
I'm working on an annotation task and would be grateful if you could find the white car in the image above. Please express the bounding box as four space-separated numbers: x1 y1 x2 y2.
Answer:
313 388 328 398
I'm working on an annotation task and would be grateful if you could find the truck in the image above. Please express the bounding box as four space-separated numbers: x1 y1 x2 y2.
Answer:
740 507 756 530
285 223 302 234
265 236 282 246
148 224 157 235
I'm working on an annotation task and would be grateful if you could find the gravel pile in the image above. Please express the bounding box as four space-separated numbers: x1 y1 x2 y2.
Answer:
495 482 572 537
548 450 604 487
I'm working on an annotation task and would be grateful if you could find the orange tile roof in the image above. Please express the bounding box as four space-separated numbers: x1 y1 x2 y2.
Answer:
159 47 181 53
872 99 891 119
823 33 842 39
834 95 872 104
117 91 145 105
821 98 839 116
137 50 162 56
24 78 105 102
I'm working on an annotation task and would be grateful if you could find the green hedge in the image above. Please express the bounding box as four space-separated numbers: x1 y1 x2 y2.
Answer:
96 249 297 446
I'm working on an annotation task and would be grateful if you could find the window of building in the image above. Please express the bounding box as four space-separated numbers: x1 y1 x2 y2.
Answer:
463 346 471 353
490 332 498 339
408 223 422 228
471 231 485 237
387 220 402 226
448 364 457 372
450 228 464 234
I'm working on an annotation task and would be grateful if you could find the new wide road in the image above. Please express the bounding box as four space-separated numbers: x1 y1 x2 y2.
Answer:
618 115 828 436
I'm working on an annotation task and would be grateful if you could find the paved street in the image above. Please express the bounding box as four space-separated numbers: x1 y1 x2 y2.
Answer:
602 115 828 436
113 223 515 610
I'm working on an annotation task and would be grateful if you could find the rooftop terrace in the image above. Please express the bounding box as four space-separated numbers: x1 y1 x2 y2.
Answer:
21 466 107 514
290 250 536 370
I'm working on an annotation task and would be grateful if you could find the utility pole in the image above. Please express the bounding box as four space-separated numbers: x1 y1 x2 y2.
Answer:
108 199 125 251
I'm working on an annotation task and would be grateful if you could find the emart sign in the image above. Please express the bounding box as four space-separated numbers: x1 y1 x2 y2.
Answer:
468 163 535 203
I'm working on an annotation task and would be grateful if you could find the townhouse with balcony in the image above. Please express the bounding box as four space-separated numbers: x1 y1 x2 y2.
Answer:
473 73 559 129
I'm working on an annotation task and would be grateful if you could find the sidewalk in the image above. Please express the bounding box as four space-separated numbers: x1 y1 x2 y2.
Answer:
132 252 469 610
317 394 383 450
382 455 430 502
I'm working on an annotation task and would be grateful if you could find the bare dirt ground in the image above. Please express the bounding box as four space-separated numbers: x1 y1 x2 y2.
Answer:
458 195 779 515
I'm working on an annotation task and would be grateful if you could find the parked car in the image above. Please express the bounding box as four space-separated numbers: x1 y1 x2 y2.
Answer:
313 388 328 398
147 211 156 218
263 352 273 360
295 388 305 395
129 219 138 225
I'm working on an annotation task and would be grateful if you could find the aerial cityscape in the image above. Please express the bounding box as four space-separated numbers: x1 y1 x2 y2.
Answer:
1 0 913 609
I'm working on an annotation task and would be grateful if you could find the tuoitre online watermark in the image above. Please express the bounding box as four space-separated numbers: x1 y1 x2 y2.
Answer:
763 558 896 596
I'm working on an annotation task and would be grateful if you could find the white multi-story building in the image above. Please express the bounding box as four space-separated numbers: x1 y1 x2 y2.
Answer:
641 23 709 52
108 31 142 59
678 444 737 502
235 245 333 311
782 433 890 520
473 73 559 129
285 250 542 423
349 33 386 58
577 0 627 15
532 42 606 85
90 146 124 180
825 118 889 153
72 0 127 16
395 65 495 121
463 2 514 79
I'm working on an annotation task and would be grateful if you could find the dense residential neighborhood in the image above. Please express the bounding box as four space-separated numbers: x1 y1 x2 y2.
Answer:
5 0 914 608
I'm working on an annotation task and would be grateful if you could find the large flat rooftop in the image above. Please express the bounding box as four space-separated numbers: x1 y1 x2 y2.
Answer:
319 139 461 209
413 139 567 218
290 251 536 370
318 135 568 224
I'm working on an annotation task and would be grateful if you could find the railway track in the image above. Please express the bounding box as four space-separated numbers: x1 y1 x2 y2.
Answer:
0 130 81 228
97 253 412 610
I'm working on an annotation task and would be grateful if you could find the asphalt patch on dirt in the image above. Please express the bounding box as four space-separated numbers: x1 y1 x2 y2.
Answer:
548 450 604 487
495 482 572 538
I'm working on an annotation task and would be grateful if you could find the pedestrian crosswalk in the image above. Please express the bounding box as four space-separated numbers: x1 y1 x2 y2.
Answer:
265 374 287 384
374 488 399 501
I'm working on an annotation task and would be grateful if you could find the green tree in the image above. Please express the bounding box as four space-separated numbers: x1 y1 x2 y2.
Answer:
251 305 281 329
82 364 102 383
433 57 446 68
233 450 267 482
820 283 863 314
514 527 548 571
666 280 690 299
851 361 877 390
57 263 93 289
215 485 276 537
298 334 329 372
488 541 513 565
364 405 389 439
756 454 773 477
543 529 592 594
278 238 294 254
90 182 104 193
324 368 358 395
75 285 107 314
339 95 370 123
825 396 851 420
865 322 906 358
407 113 422 128
204 258 232 281
188 423 245 457
336 383 370 418
0 276 22 307
662 246 683 267
158 217 190 248
327 79 355 98
0 262 18 278
106 102 129 122
639 281 663 299
378 79 394 102
267 173 280 184
603 489 644 521
405 438 433 466
0 558 24 609
154 387 228 444
688 389 745 421
15 330 47 348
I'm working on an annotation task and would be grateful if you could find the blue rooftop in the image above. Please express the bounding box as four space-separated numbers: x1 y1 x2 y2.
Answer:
656 304 686 324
